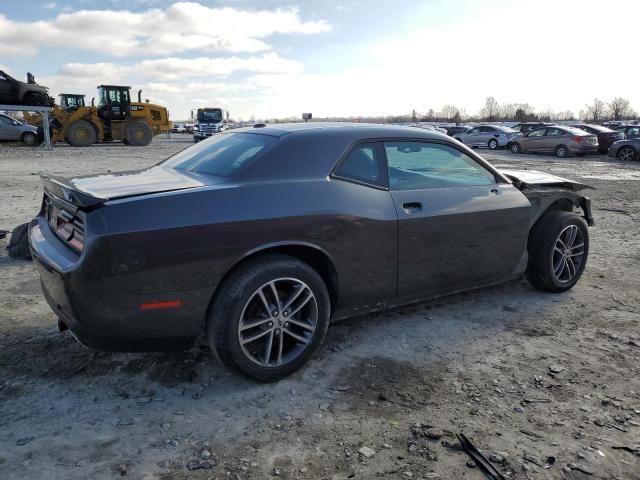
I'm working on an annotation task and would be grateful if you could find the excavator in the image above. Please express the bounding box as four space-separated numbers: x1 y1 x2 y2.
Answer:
24 85 171 146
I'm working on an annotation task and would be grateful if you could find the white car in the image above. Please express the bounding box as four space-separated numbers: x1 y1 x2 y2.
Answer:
454 125 521 150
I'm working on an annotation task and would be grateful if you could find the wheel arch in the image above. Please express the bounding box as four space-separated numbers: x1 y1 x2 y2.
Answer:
527 193 590 246
206 242 339 326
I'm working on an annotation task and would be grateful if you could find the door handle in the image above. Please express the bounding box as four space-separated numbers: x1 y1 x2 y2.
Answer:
402 202 422 213
490 188 500 195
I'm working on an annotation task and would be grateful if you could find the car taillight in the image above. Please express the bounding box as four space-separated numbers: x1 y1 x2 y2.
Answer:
54 215 84 253
572 136 583 143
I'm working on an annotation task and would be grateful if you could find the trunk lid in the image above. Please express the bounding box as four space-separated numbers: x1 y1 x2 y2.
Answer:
40 167 213 208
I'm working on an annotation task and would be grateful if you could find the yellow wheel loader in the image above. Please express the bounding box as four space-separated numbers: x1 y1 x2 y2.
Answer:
25 86 171 147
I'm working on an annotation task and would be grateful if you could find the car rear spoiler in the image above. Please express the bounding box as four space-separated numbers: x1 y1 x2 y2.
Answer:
40 172 106 209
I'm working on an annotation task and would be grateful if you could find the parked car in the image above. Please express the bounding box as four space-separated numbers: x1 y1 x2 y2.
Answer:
454 125 521 150
608 138 640 161
0 70 53 106
614 125 640 140
510 126 598 157
29 123 594 381
409 124 448 135
171 122 187 134
570 124 624 153
0 113 38 144
510 122 554 134
446 125 472 137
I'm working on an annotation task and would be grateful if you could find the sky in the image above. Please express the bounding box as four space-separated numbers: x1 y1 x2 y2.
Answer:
1 0 638 121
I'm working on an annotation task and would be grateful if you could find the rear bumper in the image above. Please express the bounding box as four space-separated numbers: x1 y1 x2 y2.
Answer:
29 217 201 352
570 144 598 154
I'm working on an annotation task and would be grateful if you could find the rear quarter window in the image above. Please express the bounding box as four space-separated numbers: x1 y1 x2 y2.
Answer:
162 132 278 177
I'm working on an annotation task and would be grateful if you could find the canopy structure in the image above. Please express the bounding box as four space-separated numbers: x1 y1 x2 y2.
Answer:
0 104 52 150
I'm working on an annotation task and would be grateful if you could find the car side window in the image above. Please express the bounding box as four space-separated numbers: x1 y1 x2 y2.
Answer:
628 127 640 135
385 142 498 190
0 116 11 126
546 128 564 136
334 143 386 188
528 128 546 137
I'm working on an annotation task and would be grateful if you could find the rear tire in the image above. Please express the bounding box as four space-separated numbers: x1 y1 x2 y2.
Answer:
126 121 153 146
208 254 331 382
555 145 568 158
66 120 97 147
21 132 36 145
510 142 522 154
488 138 498 150
525 211 589 292
617 145 637 161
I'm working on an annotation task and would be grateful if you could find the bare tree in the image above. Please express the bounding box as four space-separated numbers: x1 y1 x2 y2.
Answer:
585 98 605 122
411 109 418 123
500 103 517 121
480 97 499 121
608 97 632 120
440 104 459 121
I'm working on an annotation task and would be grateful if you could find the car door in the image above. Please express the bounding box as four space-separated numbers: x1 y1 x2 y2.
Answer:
459 127 480 146
0 115 17 140
542 127 566 153
0 73 13 104
521 127 547 152
477 126 494 147
384 140 530 298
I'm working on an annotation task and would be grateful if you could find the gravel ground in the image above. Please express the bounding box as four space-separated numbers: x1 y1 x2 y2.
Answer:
1 134 639 480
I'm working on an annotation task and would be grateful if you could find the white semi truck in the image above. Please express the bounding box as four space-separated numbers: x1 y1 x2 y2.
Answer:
192 107 227 142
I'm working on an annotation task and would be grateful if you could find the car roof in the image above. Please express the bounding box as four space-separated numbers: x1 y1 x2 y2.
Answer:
234 122 449 141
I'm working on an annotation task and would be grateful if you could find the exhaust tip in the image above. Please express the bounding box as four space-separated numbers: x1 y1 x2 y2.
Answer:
57 318 68 332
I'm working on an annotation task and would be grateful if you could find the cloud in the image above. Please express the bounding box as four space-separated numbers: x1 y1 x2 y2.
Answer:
43 2 57 9
0 2 329 57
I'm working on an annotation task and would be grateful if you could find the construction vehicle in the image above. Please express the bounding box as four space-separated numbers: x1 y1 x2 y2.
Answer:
58 93 86 110
25 85 171 147
192 107 227 142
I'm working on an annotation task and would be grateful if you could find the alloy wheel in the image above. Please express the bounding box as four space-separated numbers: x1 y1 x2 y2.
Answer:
488 139 498 150
238 278 318 368
618 146 636 161
556 146 568 158
511 143 521 154
551 225 585 284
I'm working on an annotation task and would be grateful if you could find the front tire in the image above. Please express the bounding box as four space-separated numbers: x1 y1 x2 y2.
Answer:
21 132 37 145
510 142 522 154
488 138 498 150
617 145 637 161
126 121 153 146
208 254 331 382
66 120 97 147
526 211 589 292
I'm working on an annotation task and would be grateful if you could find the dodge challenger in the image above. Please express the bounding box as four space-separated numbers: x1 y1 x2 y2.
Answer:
29 123 594 381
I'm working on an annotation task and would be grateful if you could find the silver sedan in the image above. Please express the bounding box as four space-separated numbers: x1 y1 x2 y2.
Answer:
454 125 521 150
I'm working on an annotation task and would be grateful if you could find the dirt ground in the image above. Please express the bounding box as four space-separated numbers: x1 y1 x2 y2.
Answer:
1 134 639 480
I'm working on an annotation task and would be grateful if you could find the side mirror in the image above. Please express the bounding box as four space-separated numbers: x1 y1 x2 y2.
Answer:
12 121 19 126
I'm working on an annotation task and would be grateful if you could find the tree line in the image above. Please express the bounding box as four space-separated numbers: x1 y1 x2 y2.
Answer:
404 96 638 124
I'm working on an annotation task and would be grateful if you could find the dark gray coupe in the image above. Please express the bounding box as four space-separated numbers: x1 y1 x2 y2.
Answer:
29 123 594 381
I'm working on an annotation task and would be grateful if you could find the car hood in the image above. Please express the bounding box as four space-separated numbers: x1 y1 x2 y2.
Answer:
70 166 222 199
499 169 593 191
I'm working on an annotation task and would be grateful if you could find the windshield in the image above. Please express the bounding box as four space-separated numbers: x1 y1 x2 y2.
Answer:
197 110 223 123
162 132 277 178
